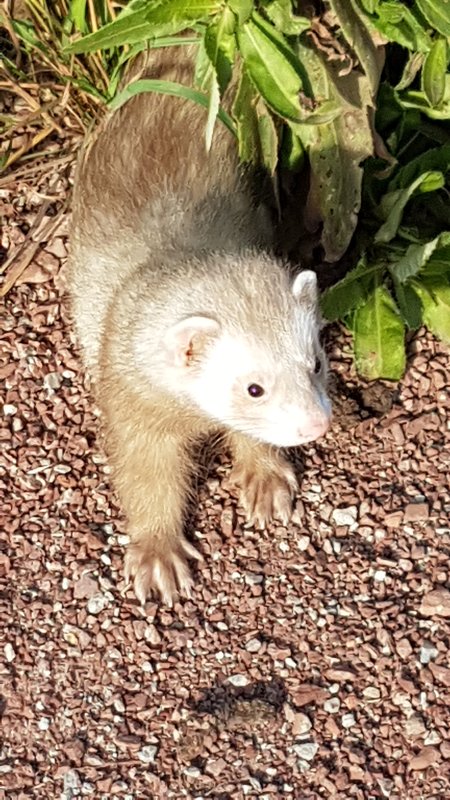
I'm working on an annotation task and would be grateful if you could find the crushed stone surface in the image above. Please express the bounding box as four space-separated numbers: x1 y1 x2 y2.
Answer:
1 178 450 799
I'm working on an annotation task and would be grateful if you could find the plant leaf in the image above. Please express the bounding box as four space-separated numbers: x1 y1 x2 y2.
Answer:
263 0 310 35
237 12 303 121
353 283 406 380
375 170 445 243
412 278 450 343
329 0 382 96
422 37 448 108
356 0 431 51
229 0 254 25
255 97 278 174
194 34 222 149
65 0 221 52
415 0 450 37
393 281 423 329
320 256 382 321
293 40 375 261
204 8 236 94
69 0 88 33
108 78 236 137
389 235 443 282
231 67 261 163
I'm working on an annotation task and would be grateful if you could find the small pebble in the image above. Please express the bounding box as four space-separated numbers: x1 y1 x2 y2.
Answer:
4 643 15 662
331 507 358 528
87 593 108 615
419 641 438 665
245 638 261 653
138 745 158 764
293 742 319 761
227 674 249 687
324 698 340 713
341 713 356 729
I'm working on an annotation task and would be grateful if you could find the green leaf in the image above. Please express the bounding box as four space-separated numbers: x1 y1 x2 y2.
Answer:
375 171 445 243
422 37 448 108
280 126 304 171
389 144 450 190
231 67 278 171
329 0 382 96
65 0 221 53
356 0 431 52
108 36 199 96
395 51 425 91
255 98 278 174
108 78 236 137
204 8 236 94
415 0 450 37
320 256 382 321
412 278 450 343
69 0 88 33
237 12 303 121
232 68 260 163
353 283 406 380
393 281 423 329
401 75 450 119
263 0 310 35
390 235 444 283
229 0 254 24
194 36 221 151
293 39 375 261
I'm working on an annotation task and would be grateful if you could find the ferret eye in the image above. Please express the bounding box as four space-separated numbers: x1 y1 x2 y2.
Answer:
314 357 322 374
247 383 265 398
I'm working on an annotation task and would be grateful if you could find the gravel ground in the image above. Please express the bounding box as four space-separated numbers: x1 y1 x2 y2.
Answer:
1 174 450 800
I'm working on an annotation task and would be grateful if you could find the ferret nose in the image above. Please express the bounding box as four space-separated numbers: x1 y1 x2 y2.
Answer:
301 413 330 442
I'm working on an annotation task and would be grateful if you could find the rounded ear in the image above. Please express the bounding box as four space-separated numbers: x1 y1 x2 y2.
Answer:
292 270 318 308
164 315 221 368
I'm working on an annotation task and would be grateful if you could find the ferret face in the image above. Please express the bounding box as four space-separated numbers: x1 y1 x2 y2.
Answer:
165 270 332 448
192 329 330 448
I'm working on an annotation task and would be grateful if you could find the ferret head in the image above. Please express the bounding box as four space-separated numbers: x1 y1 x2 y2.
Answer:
156 263 331 448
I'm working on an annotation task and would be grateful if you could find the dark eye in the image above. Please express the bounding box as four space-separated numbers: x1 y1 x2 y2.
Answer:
247 383 265 398
314 357 322 374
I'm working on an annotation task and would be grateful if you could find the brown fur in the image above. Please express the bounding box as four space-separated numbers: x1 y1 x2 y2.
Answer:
68 46 330 606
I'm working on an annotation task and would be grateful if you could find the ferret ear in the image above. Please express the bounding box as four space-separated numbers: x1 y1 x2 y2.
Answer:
165 316 221 368
292 270 318 308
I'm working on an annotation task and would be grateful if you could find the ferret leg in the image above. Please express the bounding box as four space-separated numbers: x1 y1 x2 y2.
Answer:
226 431 298 528
108 418 202 606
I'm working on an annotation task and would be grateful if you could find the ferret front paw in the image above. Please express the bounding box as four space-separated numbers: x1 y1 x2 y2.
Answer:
124 536 203 607
231 457 298 529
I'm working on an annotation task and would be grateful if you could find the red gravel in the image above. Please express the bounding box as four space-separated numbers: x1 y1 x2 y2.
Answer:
1 177 450 799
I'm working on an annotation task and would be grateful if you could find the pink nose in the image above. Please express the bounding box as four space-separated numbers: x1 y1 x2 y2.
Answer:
301 415 330 442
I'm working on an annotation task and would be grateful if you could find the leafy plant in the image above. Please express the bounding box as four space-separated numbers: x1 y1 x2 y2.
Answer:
2 0 450 380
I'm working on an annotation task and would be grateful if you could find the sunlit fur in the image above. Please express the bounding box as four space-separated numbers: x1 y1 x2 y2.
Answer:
68 46 331 606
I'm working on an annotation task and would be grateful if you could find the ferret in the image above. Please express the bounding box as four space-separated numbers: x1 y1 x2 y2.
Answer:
68 46 331 606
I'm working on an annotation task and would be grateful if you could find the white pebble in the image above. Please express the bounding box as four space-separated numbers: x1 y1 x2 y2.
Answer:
342 712 356 728
420 641 438 665
245 638 261 653
38 717 50 731
373 569 386 582
324 698 340 713
87 593 108 615
227 674 249 687
138 745 158 764
3 404 17 416
64 769 81 791
183 766 201 778
331 507 358 528
297 535 310 551
4 643 15 662
293 742 319 761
